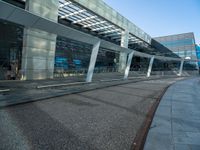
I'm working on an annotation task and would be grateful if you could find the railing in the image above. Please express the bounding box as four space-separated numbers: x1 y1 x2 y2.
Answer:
54 68 88 78
52 65 199 79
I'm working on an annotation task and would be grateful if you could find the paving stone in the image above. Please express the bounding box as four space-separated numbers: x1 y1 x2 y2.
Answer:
174 144 200 150
144 77 200 150
149 115 171 134
144 133 173 150
173 132 200 145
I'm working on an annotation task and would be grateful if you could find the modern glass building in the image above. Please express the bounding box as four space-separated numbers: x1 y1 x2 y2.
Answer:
0 0 190 81
154 33 196 59
154 33 198 69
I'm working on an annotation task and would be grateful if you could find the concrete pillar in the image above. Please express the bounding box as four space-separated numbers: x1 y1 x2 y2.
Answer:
147 56 155 77
21 0 59 80
178 59 184 76
196 62 199 70
86 40 101 82
119 30 129 73
124 51 134 79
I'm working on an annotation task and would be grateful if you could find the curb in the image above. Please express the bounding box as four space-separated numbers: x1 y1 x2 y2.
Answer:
131 85 171 150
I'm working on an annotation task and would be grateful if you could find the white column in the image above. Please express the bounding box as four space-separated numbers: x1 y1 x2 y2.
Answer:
147 56 155 77
178 59 184 76
124 51 134 79
86 40 101 82
119 30 129 72
196 62 199 70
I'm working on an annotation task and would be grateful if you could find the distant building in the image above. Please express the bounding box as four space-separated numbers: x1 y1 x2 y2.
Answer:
154 32 198 69
154 33 196 59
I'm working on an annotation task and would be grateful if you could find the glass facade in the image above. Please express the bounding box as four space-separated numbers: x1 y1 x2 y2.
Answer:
55 36 118 75
196 45 200 67
0 19 23 79
55 36 92 73
0 0 198 80
154 33 198 70
95 48 119 70
154 33 197 59
0 19 118 79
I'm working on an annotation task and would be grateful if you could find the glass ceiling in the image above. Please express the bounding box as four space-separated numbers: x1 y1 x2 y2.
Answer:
58 0 146 45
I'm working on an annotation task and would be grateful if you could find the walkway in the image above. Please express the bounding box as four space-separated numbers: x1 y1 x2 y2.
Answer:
0 75 174 107
0 78 183 150
144 77 200 150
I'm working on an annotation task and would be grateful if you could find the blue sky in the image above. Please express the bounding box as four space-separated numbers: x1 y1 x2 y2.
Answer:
103 0 200 44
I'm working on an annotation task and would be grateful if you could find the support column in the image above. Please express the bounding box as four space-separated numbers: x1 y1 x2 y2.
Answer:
124 51 134 79
21 0 59 80
147 56 155 77
196 62 199 70
178 59 184 76
119 30 129 73
86 40 101 82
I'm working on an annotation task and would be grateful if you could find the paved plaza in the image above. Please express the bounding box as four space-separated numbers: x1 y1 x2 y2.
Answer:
0 77 183 150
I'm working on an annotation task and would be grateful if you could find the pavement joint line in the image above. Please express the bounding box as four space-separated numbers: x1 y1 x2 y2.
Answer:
36 77 141 89
100 78 123 82
0 89 10 92
36 81 87 89
128 76 146 79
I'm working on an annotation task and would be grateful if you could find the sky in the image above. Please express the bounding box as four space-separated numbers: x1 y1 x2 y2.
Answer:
103 0 200 44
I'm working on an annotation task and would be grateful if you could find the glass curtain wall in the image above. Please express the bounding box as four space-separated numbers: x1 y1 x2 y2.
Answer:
129 56 150 77
54 36 93 79
0 19 23 80
55 37 121 81
151 59 180 76
93 48 120 81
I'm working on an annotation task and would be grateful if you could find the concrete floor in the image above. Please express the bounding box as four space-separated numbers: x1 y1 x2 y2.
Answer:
144 77 200 150
0 78 183 150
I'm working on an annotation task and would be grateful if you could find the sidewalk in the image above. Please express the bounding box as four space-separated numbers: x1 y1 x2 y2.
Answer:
0 75 177 107
144 77 200 150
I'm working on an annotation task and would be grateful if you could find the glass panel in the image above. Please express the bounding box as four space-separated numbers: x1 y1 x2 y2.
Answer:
93 48 121 81
151 59 181 76
55 36 92 80
129 56 150 77
0 19 23 80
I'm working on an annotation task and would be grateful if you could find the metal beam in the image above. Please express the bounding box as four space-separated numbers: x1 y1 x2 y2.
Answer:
111 36 121 40
92 25 114 31
60 9 86 19
83 21 106 28
59 1 71 8
115 38 122 42
104 32 121 38
99 29 121 35
73 15 97 24
129 40 143 44
129 36 137 40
